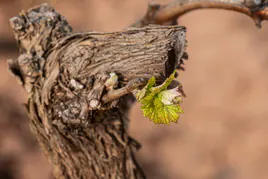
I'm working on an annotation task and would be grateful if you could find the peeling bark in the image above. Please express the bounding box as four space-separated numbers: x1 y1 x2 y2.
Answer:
8 4 186 179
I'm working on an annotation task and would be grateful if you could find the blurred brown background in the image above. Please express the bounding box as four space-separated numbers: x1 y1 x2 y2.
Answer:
1 0 268 179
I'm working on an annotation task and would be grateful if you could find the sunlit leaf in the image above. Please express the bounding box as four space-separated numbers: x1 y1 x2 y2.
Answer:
136 71 183 124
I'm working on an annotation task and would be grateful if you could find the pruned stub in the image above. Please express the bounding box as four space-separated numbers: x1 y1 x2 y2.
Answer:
8 3 187 129
41 26 187 128
8 3 72 93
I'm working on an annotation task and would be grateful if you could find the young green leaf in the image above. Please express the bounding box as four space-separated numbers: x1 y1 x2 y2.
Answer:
136 71 183 124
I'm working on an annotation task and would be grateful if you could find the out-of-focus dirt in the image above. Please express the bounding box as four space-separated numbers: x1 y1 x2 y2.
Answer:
1 0 268 179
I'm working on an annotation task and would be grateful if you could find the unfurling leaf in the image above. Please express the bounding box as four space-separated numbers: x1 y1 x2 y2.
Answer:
105 72 118 90
136 71 183 124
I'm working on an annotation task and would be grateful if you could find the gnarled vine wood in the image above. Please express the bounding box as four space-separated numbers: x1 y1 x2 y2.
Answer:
8 4 186 179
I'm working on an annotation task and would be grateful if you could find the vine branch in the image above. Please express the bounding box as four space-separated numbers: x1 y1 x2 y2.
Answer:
133 0 268 28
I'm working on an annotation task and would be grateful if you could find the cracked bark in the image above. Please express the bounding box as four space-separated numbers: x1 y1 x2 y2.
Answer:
8 4 186 179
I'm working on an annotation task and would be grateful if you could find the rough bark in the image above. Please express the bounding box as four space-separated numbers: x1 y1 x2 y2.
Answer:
8 4 186 179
